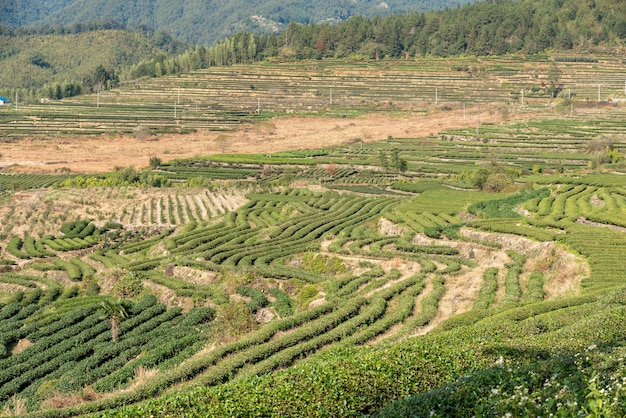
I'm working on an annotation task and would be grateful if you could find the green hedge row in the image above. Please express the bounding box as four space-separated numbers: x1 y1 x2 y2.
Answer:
236 286 269 313
473 267 499 310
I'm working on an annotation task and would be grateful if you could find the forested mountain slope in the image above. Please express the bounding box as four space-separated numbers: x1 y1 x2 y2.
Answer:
122 0 625 80
0 29 174 95
3 0 623 98
0 0 471 45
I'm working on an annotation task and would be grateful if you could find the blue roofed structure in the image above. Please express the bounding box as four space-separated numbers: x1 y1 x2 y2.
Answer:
0 96 13 105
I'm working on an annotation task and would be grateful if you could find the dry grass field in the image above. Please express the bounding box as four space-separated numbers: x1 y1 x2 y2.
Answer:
1 106 536 174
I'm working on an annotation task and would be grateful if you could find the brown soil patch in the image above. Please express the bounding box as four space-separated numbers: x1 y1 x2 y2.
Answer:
0 187 248 249
142 280 195 311
11 338 33 355
0 107 534 174
417 268 484 335
378 218 406 237
590 194 605 207
406 228 588 337
459 228 587 299
173 266 219 286
0 283 27 293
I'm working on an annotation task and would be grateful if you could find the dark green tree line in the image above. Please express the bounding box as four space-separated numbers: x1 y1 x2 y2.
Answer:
126 0 625 80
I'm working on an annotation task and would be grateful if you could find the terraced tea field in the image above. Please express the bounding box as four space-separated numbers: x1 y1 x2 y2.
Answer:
0 184 595 415
1 55 625 138
0 56 626 416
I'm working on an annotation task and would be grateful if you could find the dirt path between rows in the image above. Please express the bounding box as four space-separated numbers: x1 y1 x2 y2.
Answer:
0 106 539 174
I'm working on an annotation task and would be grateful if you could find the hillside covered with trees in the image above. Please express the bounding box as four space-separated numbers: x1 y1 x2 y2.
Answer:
0 0 471 45
128 0 626 79
0 26 185 101
2 0 625 101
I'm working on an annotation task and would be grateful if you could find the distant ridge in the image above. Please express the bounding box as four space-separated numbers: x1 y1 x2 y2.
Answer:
1 0 624 96
0 0 472 45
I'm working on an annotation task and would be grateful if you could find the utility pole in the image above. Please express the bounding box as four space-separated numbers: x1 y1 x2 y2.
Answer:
257 98 260 114
15 92 18 111
174 103 177 119
435 87 438 106
178 86 181 105
97 89 100 108
330 88 333 106
521 89 524 106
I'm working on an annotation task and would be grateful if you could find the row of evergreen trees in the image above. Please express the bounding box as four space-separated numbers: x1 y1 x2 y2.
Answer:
41 65 119 100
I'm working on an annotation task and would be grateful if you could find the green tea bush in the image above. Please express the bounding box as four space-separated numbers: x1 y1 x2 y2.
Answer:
424 223 462 239
395 241 459 255
301 252 347 275
236 286 269 313
269 288 294 317
60 220 91 237
524 270 545 302
398 275 446 336
236 298 387 380
473 267 498 310
71 258 96 278
0 274 38 289
503 266 522 304
468 188 550 219
112 271 144 299
297 284 319 307
7 236 29 259
53 260 82 281
22 236 44 257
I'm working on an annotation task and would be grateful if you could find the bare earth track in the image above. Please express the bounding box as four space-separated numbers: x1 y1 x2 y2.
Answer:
0 107 537 174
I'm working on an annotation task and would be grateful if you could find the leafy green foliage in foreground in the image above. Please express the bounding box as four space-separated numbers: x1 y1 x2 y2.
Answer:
0 294 214 413
96 287 626 417
0 170 623 416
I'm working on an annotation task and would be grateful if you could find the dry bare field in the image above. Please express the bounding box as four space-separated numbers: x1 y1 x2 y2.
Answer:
0 106 535 174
